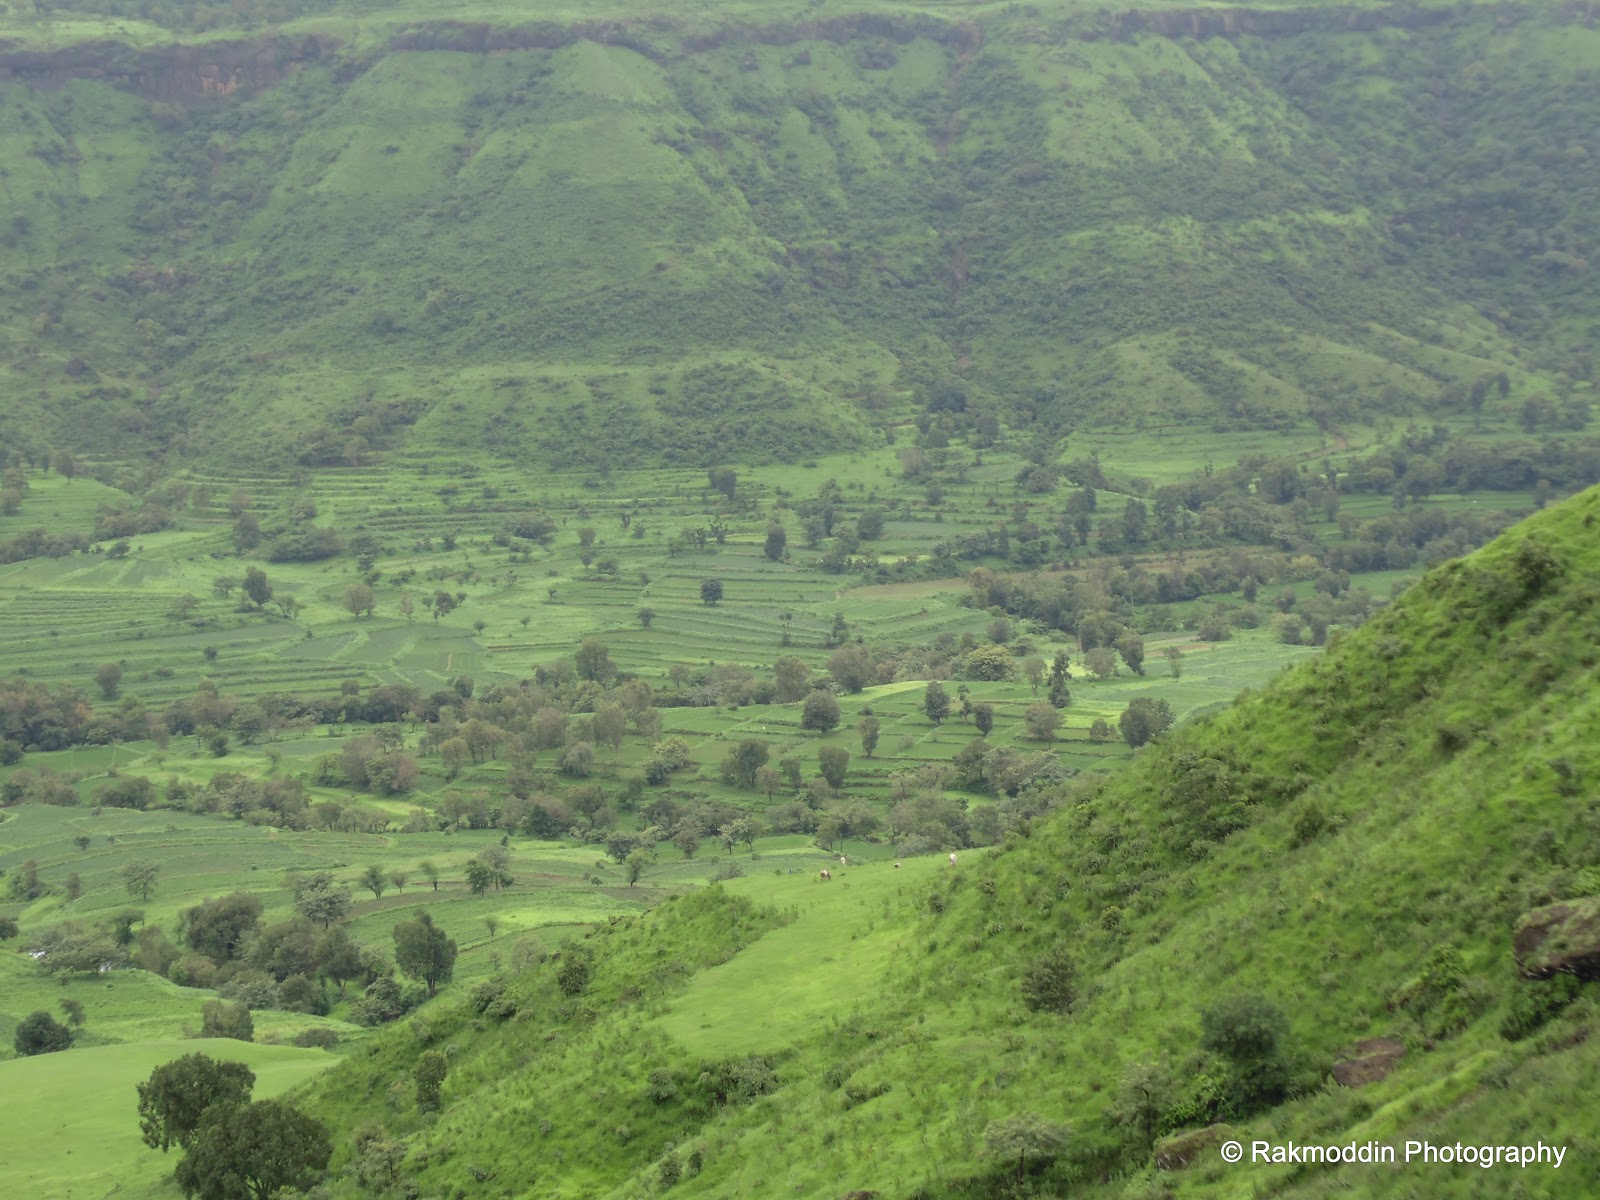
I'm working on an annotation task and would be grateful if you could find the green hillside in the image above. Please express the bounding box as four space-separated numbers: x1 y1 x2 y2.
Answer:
2 2 1599 1197
0 1 1594 470
273 485 1600 1198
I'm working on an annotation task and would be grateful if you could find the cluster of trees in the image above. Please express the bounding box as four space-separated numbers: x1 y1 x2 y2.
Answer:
824 422 1595 601
0 525 94 564
93 497 175 542
0 459 195 562
1085 991 1304 1163
963 542 1390 651
3 603 1175 858
0 668 437 763
0 675 102 753
22 871 459 1028
137 1054 332 1200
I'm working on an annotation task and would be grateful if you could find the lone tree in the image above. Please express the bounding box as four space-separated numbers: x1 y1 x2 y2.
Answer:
719 739 770 790
343 583 376 618
393 911 457 997
1116 630 1146 676
700 578 724 606
14 1010 73 1056
199 1000 254 1042
574 638 615 682
625 848 651 888
184 892 263 962
415 1049 448 1113
1047 652 1072 709
292 873 352 928
1024 703 1061 743
1085 648 1117 680
1199 993 1294 1112
242 567 273 611
763 524 787 561
315 926 362 994
973 702 995 736
775 656 812 702
1020 941 1077 1013
983 1113 1071 1185
800 689 841 734
857 715 880 758
1110 1060 1177 1152
174 1099 332 1200
361 865 387 901
124 860 161 901
1118 697 1174 748
138 1054 255 1152
818 745 851 790
755 765 781 802
96 662 123 700
707 467 737 500
923 680 951 727
827 644 872 693
718 816 758 855
465 847 513 894
637 606 655 629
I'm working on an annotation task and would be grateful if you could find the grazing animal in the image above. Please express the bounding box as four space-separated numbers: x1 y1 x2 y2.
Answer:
894 862 901 869
820 869 832 881
840 856 847 867
949 853 958 866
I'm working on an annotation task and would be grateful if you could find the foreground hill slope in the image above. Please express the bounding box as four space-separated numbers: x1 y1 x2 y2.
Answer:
0 2 1595 467
293 487 1600 1198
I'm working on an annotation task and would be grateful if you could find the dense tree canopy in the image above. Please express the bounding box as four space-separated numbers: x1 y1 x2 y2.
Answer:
173 1099 332 1200
138 1054 256 1153
14 1010 73 1056
394 912 457 997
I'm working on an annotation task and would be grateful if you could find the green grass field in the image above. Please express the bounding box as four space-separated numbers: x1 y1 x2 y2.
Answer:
0 1039 337 1200
655 855 947 1058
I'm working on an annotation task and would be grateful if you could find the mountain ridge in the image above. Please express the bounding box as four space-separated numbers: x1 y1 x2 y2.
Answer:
4 1 1593 471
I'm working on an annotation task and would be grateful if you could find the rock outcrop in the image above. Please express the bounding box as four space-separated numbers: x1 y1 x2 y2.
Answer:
1514 898 1600 980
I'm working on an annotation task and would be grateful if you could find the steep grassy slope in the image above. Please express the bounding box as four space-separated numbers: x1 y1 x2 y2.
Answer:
284 486 1600 1198
0 4 1594 468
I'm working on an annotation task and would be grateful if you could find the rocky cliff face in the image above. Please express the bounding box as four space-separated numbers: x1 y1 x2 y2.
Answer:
1113 4 1456 39
3 3 1586 104
0 33 335 100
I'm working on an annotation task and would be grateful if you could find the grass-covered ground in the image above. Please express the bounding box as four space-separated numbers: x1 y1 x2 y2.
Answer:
278 484 1600 1200
0 379 1575 1200
0 1039 336 1200
0 1 1597 1194
0 418 1455 706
